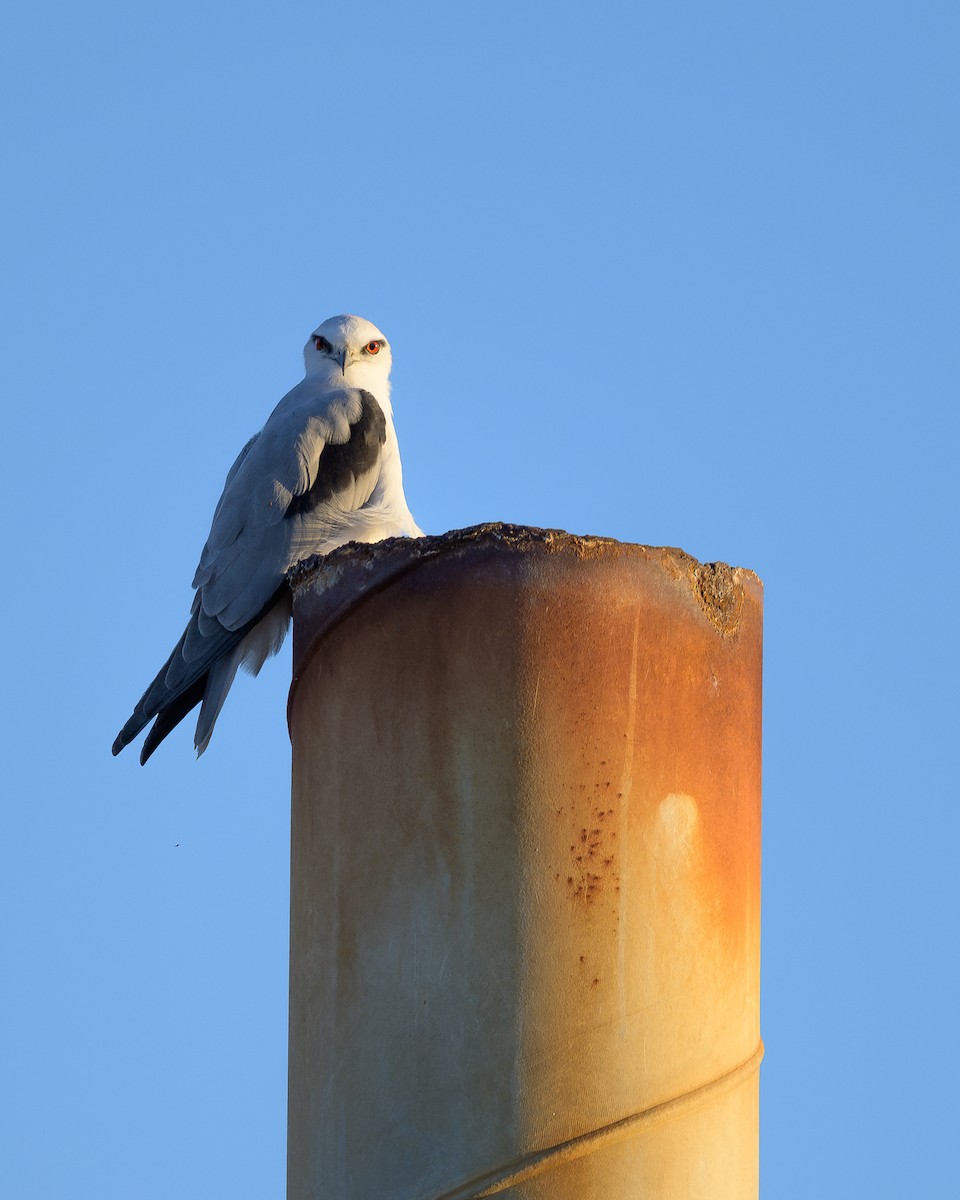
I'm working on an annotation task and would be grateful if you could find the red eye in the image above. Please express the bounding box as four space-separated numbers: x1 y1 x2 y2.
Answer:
315 336 331 352
365 340 381 355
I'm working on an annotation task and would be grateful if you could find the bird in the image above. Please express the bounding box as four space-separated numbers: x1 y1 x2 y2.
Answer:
113 314 423 764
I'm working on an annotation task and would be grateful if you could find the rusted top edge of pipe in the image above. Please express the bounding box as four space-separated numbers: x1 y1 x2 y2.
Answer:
286 522 761 726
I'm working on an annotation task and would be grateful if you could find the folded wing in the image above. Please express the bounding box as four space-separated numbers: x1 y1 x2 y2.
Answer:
113 385 387 762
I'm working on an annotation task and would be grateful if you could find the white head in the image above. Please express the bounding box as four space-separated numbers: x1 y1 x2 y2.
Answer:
303 314 393 397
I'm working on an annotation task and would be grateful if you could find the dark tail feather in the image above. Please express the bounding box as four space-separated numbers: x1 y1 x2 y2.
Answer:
112 614 244 762
112 623 193 757
113 586 286 763
138 677 207 764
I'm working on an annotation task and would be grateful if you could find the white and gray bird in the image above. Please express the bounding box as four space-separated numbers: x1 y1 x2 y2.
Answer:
113 314 422 764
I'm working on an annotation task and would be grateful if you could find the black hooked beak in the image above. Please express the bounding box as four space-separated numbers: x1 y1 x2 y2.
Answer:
336 348 347 376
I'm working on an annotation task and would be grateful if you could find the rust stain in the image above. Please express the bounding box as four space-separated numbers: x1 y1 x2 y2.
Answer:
694 561 746 636
287 523 761 712
561 800 622 906
508 540 762 946
288 522 762 1194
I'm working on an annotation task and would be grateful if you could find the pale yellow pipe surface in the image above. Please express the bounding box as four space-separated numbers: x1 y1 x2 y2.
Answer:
287 524 762 1199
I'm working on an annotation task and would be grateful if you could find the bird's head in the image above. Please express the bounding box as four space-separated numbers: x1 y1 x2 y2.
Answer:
304 314 393 392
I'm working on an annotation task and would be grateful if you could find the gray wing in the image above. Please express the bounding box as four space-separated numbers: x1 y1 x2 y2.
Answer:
113 385 387 762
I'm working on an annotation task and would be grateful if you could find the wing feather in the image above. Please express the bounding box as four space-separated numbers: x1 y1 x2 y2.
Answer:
113 384 387 759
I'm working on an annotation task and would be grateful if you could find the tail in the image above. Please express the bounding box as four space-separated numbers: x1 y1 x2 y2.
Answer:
192 646 244 757
112 589 286 764
112 619 244 765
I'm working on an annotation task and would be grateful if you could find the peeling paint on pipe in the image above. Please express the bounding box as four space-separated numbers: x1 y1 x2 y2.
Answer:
287 524 762 1199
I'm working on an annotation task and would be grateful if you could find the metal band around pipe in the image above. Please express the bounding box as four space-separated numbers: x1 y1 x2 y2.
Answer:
435 1041 765 1200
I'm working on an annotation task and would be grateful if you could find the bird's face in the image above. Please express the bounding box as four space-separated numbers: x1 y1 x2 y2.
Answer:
304 314 393 391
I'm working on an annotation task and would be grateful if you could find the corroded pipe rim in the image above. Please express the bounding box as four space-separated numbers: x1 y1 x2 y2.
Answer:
286 522 761 731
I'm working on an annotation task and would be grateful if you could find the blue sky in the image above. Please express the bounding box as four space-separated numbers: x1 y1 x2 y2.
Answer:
1 2 957 1195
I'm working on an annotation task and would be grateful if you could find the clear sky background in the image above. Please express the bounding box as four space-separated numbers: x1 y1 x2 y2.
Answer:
1 2 957 1196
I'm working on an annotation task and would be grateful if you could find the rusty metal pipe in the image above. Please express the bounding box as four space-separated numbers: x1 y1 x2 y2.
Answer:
286 524 762 1199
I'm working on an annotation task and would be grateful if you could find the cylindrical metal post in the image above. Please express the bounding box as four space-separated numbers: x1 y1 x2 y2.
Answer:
287 524 762 1199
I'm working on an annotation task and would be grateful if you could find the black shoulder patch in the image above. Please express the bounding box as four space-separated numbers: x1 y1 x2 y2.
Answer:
287 390 387 517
